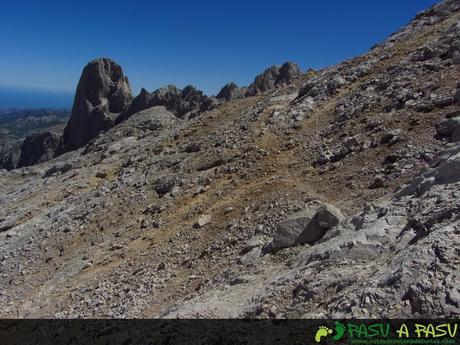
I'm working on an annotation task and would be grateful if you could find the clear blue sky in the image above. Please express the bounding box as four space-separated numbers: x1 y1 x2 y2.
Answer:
0 0 438 108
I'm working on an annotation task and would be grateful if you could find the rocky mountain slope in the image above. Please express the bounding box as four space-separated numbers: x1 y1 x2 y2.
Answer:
0 0 459 318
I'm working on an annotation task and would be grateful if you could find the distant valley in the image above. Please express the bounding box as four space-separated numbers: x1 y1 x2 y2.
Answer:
0 108 69 150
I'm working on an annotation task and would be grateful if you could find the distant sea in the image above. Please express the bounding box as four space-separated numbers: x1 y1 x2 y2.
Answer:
0 86 73 109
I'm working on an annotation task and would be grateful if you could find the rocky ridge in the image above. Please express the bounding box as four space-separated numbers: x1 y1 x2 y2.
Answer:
0 60 300 170
0 0 459 318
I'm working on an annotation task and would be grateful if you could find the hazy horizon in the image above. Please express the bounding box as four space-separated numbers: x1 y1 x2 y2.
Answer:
0 86 73 109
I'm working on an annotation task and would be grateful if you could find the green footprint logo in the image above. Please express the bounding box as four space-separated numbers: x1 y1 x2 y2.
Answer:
333 321 346 341
315 326 333 343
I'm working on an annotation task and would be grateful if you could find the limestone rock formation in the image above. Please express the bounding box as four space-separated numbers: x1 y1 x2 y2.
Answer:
0 141 21 170
17 132 60 168
246 62 300 96
124 88 150 119
216 82 247 102
1 58 303 171
271 209 316 249
271 203 344 249
163 143 460 318
62 58 133 150
120 84 212 121
0 131 60 170
158 85 206 117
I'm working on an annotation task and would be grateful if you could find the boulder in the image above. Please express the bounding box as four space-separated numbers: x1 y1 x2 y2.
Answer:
62 58 133 151
315 203 344 228
436 116 460 141
298 73 348 100
43 162 73 178
272 204 344 250
433 149 460 184
153 175 177 197
238 247 262 266
380 129 402 146
194 214 211 228
241 236 265 255
298 79 319 99
272 209 317 249
409 45 438 61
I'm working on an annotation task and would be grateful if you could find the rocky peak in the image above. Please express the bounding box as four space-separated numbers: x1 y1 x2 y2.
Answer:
150 85 182 105
246 61 301 96
121 84 212 120
124 87 150 119
278 62 301 84
216 82 247 102
62 58 133 151
181 85 203 99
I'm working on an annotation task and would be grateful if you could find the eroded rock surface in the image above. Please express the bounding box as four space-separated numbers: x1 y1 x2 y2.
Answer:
246 62 300 96
0 131 60 169
216 83 247 102
62 58 133 151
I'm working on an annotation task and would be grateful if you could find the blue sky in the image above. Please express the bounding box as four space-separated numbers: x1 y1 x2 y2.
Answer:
0 0 438 108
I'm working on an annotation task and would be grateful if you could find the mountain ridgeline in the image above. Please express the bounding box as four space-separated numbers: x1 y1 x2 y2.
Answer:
0 59 300 170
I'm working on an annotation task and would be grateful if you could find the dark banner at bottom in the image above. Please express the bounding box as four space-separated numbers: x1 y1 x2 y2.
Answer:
0 319 458 345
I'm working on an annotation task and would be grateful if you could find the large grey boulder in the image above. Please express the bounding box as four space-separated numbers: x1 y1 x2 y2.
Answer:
272 209 316 249
62 58 133 151
315 203 345 228
246 62 300 96
153 175 178 197
436 116 460 141
272 203 344 250
43 162 73 178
